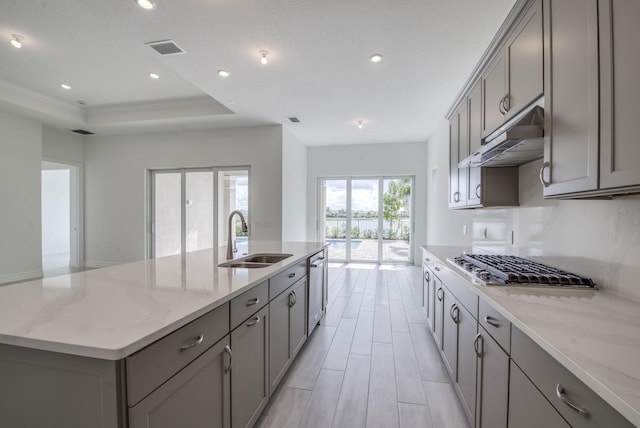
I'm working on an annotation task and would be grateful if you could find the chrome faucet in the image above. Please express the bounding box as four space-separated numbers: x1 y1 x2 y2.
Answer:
227 210 248 259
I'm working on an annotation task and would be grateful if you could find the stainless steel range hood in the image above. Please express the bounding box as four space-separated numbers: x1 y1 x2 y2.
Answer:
459 96 544 168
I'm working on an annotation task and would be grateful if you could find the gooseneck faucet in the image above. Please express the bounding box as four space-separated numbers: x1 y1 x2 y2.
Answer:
227 210 248 259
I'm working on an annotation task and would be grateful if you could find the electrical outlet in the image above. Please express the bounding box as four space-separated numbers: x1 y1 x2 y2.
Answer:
508 230 514 245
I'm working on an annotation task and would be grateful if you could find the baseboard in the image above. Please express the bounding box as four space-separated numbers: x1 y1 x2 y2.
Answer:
84 260 121 268
0 270 44 285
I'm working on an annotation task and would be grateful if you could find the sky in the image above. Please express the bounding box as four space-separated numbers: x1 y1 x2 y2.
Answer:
325 179 403 213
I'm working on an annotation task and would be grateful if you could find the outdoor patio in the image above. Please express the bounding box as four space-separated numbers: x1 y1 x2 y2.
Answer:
326 238 411 262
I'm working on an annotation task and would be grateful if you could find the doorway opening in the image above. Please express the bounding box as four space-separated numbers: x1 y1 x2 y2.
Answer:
41 161 81 274
319 176 414 264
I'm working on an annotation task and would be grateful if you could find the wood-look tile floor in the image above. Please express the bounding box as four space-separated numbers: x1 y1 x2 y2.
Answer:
256 263 469 428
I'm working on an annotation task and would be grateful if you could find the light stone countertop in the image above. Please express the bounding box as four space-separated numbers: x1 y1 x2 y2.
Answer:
0 241 325 361
422 245 640 427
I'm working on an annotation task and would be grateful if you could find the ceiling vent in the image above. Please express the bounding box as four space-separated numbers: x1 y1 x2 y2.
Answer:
288 117 301 123
71 129 95 135
146 39 185 56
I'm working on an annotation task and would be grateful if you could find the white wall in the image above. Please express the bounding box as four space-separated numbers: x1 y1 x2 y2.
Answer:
42 126 85 164
0 110 43 283
307 142 428 264
84 125 283 266
426 119 640 302
282 128 308 241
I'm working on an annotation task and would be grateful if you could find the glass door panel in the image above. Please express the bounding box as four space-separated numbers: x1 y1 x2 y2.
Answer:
153 172 182 258
350 179 379 261
322 179 347 261
218 170 249 253
382 178 412 262
185 171 214 253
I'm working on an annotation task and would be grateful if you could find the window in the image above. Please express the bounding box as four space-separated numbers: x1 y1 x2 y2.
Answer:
149 167 249 258
319 176 413 263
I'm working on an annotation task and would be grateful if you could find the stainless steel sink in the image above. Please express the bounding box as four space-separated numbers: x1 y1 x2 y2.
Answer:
218 253 293 269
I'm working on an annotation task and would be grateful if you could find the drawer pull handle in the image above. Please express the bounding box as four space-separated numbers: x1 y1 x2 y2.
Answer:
224 345 232 373
556 384 590 416
288 273 297 278
436 287 444 301
246 297 260 307
246 316 260 326
425 257 430 262
434 266 441 272
473 333 483 357
310 263 322 268
180 334 204 352
484 315 501 328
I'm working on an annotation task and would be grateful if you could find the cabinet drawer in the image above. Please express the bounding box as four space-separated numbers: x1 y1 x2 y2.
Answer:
422 250 436 269
511 327 634 428
478 298 511 353
230 281 268 330
434 263 478 319
269 260 306 299
126 303 230 406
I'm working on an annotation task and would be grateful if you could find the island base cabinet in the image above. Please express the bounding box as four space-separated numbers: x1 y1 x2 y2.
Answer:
231 305 269 428
509 361 569 428
129 336 231 428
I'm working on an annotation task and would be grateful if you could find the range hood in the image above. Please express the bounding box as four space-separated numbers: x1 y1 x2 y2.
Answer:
459 96 544 168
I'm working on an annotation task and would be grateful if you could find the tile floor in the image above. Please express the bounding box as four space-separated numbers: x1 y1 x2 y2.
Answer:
256 263 469 428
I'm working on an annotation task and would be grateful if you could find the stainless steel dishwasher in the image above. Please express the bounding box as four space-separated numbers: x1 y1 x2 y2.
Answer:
308 250 326 336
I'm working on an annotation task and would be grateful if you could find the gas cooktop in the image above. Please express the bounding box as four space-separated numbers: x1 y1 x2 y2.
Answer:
448 254 596 288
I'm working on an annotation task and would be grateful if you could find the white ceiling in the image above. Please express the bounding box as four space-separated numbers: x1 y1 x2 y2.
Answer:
0 0 515 145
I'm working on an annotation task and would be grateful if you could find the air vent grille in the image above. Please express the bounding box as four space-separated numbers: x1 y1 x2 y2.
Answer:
146 40 185 56
71 129 95 135
288 117 301 123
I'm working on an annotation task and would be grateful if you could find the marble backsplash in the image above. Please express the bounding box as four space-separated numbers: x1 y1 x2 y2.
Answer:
471 160 640 302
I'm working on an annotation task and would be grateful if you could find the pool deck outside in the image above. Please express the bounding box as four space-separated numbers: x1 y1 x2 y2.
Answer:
327 238 411 262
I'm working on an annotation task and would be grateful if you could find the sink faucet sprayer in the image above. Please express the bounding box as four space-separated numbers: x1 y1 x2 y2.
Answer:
227 210 248 259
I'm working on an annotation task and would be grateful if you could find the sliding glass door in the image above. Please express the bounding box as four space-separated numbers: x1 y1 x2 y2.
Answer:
150 167 249 258
320 176 413 263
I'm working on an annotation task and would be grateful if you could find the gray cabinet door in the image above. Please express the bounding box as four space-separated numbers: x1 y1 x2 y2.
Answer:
129 336 231 428
482 51 507 137
441 289 458 378
269 286 293 395
290 278 308 358
231 306 269 428
509 361 569 428
599 0 640 190
456 303 477 424
504 0 543 119
433 278 444 346
475 327 508 428
542 0 599 196
422 265 430 320
467 81 482 206
449 113 462 207
308 254 325 335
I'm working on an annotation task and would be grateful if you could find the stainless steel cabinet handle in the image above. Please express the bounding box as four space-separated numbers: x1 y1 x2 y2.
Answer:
449 304 459 323
425 257 430 262
424 270 430 282
246 315 260 326
436 287 444 301
475 184 482 199
179 334 204 352
473 333 483 357
246 297 259 307
539 161 551 187
292 290 297 305
288 272 296 278
556 384 590 416
503 93 510 113
498 96 506 116
224 345 232 373
310 263 320 268
484 315 501 328
289 290 297 307
453 191 460 203
434 266 441 272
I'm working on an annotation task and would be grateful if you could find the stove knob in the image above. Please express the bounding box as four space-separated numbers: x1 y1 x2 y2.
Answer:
454 257 464 265
463 262 474 271
476 270 491 281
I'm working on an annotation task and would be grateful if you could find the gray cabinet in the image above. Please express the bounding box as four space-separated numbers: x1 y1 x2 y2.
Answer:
129 336 231 428
475 326 509 428
482 0 543 137
449 105 468 208
541 0 599 196
269 277 308 396
599 0 640 191
509 360 569 428
231 305 269 428
308 250 326 336
433 275 445 349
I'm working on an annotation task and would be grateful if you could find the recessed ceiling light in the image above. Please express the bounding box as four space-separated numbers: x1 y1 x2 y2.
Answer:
10 34 23 49
60 83 71 90
149 72 160 79
136 0 156 10
357 120 364 129
259 50 269 65
369 53 383 63
217 69 230 77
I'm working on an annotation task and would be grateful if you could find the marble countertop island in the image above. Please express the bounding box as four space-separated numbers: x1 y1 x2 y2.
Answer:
422 245 640 427
0 241 325 360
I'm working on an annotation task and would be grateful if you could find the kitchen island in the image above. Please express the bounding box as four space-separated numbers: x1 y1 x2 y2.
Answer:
0 241 327 428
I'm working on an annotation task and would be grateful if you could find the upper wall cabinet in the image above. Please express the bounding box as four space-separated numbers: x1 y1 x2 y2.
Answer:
482 0 543 138
541 0 640 197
